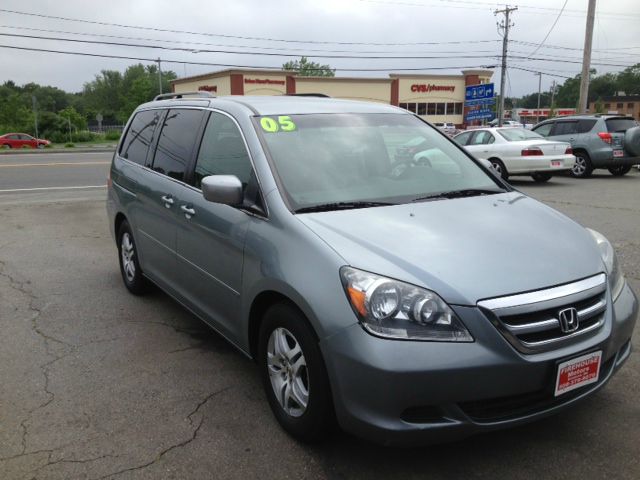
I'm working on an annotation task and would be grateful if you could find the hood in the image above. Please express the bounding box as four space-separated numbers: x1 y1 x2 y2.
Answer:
297 192 604 305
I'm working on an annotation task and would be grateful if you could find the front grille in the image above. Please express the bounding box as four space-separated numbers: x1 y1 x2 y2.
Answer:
478 274 608 354
459 356 615 422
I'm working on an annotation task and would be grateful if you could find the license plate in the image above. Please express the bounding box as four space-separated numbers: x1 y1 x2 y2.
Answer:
554 351 602 397
613 150 624 158
551 160 562 167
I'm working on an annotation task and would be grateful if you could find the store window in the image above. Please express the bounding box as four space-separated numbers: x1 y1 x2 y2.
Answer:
617 103 624 109
454 103 463 115
436 103 445 115
427 103 436 115
604 103 610 109
399 103 408 110
407 103 417 113
628 103 634 109
417 103 427 115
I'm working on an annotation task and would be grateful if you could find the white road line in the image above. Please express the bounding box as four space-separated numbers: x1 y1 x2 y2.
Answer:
0 185 107 193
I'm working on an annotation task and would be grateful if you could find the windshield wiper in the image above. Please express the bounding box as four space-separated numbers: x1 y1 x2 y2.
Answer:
412 188 504 202
294 201 394 213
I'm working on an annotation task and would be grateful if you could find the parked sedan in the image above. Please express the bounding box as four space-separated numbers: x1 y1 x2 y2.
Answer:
453 127 575 182
0 133 51 149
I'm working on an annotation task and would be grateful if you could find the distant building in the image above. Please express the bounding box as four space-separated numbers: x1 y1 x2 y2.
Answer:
171 68 494 128
589 95 640 120
512 108 577 125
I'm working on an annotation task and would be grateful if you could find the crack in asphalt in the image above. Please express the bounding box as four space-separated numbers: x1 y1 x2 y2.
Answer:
93 386 232 480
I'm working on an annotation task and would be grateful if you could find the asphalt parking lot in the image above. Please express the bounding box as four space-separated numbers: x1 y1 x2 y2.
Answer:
0 152 639 480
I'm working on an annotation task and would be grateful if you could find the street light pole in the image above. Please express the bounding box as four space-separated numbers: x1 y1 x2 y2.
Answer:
31 95 39 139
536 72 542 124
156 58 163 95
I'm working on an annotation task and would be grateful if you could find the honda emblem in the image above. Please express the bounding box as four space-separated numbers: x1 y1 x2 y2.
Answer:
558 307 579 333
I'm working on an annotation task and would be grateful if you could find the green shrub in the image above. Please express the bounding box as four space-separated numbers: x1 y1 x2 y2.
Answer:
44 143 53 149
105 130 122 141
64 142 75 148
47 131 68 144
71 131 99 143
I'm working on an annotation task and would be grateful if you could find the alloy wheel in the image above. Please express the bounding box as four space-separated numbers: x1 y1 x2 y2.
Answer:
120 232 136 282
267 327 309 418
572 156 587 176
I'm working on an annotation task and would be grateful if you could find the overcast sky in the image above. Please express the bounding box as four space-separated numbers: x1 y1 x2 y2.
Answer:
0 0 638 98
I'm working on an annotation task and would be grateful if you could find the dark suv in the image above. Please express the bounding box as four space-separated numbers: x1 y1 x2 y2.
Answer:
532 115 640 177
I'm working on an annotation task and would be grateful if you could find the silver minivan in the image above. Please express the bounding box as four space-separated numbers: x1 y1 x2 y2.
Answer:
107 93 637 445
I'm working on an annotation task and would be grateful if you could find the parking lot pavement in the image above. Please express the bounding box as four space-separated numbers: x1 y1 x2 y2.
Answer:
0 165 638 479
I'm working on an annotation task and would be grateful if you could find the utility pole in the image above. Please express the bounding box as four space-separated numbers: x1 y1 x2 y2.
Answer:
31 95 39 139
495 5 517 127
536 72 542 124
156 58 163 95
578 0 596 113
550 80 557 106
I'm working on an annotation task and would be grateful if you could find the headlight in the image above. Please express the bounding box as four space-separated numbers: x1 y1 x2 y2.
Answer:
340 266 473 342
587 229 625 300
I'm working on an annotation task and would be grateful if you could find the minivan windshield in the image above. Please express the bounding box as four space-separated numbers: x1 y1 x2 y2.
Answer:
254 113 504 212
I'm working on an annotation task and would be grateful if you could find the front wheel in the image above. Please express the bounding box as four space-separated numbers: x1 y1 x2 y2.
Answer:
258 303 335 442
531 172 552 183
570 152 593 178
608 165 631 176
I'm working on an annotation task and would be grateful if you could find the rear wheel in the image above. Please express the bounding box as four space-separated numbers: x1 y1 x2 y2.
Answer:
117 220 149 295
489 158 508 180
531 172 552 183
608 165 631 176
258 302 335 442
1 144 11 149
570 151 593 178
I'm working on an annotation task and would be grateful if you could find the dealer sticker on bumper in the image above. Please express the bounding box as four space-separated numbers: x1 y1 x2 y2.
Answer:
555 351 602 397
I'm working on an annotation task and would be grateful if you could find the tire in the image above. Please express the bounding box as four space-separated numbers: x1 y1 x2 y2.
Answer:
258 302 335 442
1 144 11 149
489 158 508 180
531 172 552 183
36 143 45 149
117 220 149 295
608 165 631 176
570 151 593 178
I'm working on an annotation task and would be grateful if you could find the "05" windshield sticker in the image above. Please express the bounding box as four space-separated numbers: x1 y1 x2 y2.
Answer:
260 116 297 133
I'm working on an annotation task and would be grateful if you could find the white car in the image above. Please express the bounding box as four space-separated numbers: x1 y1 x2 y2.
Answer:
453 127 575 182
488 119 524 128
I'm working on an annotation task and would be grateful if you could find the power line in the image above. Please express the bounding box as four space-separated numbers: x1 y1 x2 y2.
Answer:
0 32 506 60
0 25 501 54
0 43 497 72
523 0 568 59
510 65 573 79
0 8 511 46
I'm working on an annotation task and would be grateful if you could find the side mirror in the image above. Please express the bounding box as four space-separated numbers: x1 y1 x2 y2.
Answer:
201 175 243 206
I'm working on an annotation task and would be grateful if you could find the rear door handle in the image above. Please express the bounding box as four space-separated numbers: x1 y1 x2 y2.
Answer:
161 194 174 208
180 205 196 218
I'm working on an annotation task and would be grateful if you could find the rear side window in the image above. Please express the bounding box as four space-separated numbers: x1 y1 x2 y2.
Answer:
469 131 494 145
606 118 637 133
576 119 597 133
552 121 578 136
151 109 205 181
193 112 253 189
120 110 163 165
454 131 473 146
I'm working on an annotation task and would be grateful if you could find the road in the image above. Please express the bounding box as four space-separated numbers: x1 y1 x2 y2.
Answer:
0 152 638 480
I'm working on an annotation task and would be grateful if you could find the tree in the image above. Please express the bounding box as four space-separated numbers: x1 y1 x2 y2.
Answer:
282 56 335 77
617 63 640 95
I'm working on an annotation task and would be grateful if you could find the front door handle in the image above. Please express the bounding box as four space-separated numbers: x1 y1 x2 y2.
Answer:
180 205 196 219
161 194 174 208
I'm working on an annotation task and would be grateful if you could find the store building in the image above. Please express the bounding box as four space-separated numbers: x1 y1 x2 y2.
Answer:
512 107 577 125
171 68 494 127
588 95 640 120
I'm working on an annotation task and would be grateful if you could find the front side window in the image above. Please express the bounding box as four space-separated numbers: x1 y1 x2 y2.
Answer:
254 114 502 211
533 122 553 137
193 112 253 189
120 109 163 166
151 109 204 181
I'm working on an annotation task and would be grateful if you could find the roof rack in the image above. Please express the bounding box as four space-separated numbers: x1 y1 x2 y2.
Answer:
153 91 215 101
285 93 330 98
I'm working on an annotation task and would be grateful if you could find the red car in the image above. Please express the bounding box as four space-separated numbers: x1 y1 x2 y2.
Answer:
0 133 51 149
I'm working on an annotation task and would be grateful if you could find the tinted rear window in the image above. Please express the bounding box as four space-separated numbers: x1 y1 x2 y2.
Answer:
576 119 597 133
151 109 205 181
606 118 637 133
120 109 163 165
552 121 578 135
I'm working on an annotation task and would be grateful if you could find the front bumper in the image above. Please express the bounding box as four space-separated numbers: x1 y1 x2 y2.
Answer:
320 282 637 446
